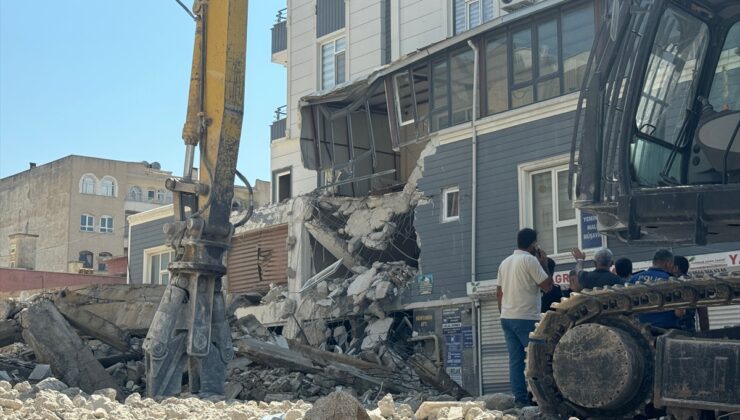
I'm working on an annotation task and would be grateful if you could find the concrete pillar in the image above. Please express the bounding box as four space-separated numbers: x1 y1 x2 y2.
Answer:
8 233 38 270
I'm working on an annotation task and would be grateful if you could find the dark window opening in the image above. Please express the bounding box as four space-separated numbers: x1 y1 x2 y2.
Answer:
79 251 93 269
98 252 112 272
274 169 292 203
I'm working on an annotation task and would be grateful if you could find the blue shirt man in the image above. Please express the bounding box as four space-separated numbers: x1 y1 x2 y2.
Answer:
629 249 681 329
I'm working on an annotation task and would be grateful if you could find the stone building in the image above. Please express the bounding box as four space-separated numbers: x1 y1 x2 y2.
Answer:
0 155 174 273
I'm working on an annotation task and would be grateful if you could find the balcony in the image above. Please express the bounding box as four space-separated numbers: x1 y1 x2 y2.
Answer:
271 9 287 65
270 105 287 141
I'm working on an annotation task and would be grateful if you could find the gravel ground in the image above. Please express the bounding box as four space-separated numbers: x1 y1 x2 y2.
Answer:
0 379 562 420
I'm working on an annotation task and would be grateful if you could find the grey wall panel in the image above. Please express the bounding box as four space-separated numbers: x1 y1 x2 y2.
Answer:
409 110 740 305
128 216 173 284
317 0 345 38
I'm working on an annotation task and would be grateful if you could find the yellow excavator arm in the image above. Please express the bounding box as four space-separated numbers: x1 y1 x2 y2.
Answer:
143 0 249 397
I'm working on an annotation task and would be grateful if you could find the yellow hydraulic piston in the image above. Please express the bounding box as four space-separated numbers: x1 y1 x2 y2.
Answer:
143 0 248 397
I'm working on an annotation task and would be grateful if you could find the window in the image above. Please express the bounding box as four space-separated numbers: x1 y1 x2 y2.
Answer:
394 72 415 126
454 0 495 35
443 186 460 222
450 49 475 124
431 60 450 131
562 4 595 93
80 214 94 232
482 2 595 116
708 22 740 112
520 157 604 257
146 249 174 285
98 252 112 272
147 189 156 202
81 175 96 194
157 189 166 203
100 216 113 233
274 170 291 203
100 176 116 197
128 186 142 201
321 37 346 90
486 36 509 114
79 251 93 269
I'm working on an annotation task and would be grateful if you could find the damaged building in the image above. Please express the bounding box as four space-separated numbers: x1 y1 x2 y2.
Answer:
119 0 740 400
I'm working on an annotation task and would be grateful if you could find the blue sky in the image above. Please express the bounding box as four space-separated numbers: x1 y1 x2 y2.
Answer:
0 1 286 185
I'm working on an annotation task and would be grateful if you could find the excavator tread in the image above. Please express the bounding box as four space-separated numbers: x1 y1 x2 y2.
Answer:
526 272 740 418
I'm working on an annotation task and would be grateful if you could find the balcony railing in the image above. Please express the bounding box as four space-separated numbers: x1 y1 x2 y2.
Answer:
271 9 287 54
270 105 287 141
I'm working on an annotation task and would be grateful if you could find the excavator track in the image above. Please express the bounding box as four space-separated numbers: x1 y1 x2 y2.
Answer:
526 272 740 418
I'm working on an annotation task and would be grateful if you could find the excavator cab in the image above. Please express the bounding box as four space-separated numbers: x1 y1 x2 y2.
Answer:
571 0 740 245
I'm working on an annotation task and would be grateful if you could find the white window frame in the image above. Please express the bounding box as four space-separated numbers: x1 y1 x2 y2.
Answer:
518 155 605 263
100 215 114 233
80 174 97 195
128 186 142 201
100 176 117 197
274 170 291 203
442 186 461 222
147 189 156 202
80 214 95 232
143 246 175 285
319 35 346 91
394 72 415 126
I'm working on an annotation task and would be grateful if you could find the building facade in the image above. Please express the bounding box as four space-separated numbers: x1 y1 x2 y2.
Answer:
0 155 174 273
265 0 740 396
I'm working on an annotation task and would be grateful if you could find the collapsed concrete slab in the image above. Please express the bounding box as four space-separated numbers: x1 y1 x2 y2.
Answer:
53 299 131 353
18 300 120 396
0 319 22 348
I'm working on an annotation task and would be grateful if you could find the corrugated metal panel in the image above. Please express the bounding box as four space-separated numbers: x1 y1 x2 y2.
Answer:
271 20 287 54
708 305 740 329
227 224 288 294
480 299 510 394
317 0 345 38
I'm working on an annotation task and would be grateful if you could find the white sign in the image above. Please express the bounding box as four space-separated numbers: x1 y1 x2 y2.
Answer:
553 250 740 286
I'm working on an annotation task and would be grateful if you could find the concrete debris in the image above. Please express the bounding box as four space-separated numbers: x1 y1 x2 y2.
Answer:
361 318 394 351
27 364 51 382
304 390 371 420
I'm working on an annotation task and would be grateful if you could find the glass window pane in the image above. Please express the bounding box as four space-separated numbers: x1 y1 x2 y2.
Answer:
322 42 334 89
562 4 595 93
335 37 345 52
150 255 159 283
446 191 460 218
635 7 708 145
532 172 554 254
537 78 560 101
432 60 449 131
512 29 533 84
160 253 170 270
335 51 345 85
486 36 509 114
512 85 533 108
708 23 740 111
450 49 475 124
556 225 578 254
538 20 559 76
557 170 575 221
468 1 480 28
395 72 414 124
161 273 169 286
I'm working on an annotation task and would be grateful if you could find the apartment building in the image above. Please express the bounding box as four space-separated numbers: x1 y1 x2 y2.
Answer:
0 156 174 273
261 0 740 395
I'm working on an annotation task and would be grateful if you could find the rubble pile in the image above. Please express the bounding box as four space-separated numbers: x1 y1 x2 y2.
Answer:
0 382 553 420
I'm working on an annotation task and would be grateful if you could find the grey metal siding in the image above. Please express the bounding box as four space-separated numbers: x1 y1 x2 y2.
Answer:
413 140 472 302
271 20 288 54
411 111 740 304
128 217 172 284
316 0 345 38
381 0 391 65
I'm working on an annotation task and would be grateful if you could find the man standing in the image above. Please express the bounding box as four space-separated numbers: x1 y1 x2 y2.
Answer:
496 228 554 407
570 247 622 292
629 249 682 329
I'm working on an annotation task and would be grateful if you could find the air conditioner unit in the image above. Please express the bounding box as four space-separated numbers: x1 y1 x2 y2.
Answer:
501 0 535 13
